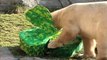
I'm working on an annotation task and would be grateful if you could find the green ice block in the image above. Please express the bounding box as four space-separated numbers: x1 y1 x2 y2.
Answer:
19 5 83 57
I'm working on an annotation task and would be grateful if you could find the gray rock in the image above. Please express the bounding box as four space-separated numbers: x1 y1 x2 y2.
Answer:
22 0 38 8
0 47 17 60
0 0 107 13
19 57 34 60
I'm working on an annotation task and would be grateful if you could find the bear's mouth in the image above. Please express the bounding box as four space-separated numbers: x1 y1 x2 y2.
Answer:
45 40 63 50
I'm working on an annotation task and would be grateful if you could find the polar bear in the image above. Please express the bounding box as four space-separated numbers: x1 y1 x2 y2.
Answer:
48 1 107 60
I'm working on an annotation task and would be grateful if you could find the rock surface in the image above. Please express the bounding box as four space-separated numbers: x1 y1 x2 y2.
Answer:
0 0 107 13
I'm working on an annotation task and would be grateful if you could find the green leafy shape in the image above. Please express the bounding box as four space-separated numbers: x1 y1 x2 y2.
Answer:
19 5 83 57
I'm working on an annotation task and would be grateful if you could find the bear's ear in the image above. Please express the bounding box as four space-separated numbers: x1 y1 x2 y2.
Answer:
51 10 61 20
51 11 62 30
51 12 58 20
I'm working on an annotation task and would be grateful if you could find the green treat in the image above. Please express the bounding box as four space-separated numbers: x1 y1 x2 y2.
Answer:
19 5 83 57
47 36 83 57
